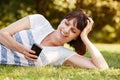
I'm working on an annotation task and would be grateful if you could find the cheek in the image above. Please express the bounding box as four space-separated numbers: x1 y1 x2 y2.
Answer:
71 33 80 39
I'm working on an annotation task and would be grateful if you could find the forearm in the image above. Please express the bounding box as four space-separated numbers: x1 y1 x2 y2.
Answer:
0 31 38 61
0 31 25 53
82 36 109 69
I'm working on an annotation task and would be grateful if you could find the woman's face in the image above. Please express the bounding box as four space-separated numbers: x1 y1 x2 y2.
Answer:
55 18 80 44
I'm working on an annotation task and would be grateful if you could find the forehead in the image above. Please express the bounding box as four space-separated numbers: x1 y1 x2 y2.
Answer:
66 19 80 33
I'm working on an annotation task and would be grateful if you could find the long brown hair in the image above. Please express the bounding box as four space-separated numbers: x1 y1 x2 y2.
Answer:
64 9 88 55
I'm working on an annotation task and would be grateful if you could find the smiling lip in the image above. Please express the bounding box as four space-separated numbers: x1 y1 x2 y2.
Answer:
60 29 68 38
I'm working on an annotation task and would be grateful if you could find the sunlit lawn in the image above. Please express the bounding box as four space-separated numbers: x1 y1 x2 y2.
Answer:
0 43 120 80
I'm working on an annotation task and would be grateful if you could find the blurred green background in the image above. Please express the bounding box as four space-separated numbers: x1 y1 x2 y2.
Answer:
0 0 120 43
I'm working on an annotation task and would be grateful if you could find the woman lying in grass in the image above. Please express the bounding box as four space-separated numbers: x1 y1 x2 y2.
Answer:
0 9 109 69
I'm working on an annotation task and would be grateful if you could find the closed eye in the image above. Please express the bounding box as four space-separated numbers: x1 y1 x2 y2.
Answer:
65 20 70 26
71 29 76 33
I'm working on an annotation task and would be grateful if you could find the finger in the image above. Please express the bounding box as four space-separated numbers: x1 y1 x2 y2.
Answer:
86 20 92 31
24 55 37 62
28 49 36 54
24 51 38 59
24 46 36 54
28 53 38 59
88 17 94 24
86 20 90 26
87 19 94 29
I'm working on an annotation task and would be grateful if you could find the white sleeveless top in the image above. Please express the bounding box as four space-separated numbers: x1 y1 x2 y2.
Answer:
0 14 76 66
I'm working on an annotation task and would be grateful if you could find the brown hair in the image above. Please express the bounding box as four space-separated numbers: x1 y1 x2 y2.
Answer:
64 9 88 55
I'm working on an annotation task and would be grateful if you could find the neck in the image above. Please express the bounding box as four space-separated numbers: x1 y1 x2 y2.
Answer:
49 32 64 46
41 31 64 47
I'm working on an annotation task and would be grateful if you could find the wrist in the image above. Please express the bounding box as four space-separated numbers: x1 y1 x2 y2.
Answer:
81 35 88 41
15 44 25 53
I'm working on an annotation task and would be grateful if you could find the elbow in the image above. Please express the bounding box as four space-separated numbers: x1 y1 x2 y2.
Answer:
91 59 109 70
0 30 11 44
0 31 7 39
99 65 109 70
0 30 6 35
0 30 10 37
95 64 109 70
0 30 5 40
90 65 109 70
91 61 109 70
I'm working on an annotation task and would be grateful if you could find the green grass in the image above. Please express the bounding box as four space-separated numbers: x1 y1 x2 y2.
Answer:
0 43 120 80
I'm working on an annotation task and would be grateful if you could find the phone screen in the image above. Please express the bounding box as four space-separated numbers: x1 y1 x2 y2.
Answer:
31 43 42 56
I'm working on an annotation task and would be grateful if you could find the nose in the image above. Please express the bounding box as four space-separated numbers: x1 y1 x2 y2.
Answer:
63 27 70 34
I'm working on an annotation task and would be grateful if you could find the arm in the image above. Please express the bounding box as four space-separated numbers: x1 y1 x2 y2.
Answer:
65 18 109 69
81 18 109 69
0 16 37 61
0 16 30 51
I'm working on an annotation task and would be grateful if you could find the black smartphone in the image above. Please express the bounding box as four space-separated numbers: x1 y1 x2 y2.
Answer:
31 43 42 56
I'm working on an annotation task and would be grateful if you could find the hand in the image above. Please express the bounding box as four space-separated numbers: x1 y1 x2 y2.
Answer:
80 17 94 39
22 46 38 61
